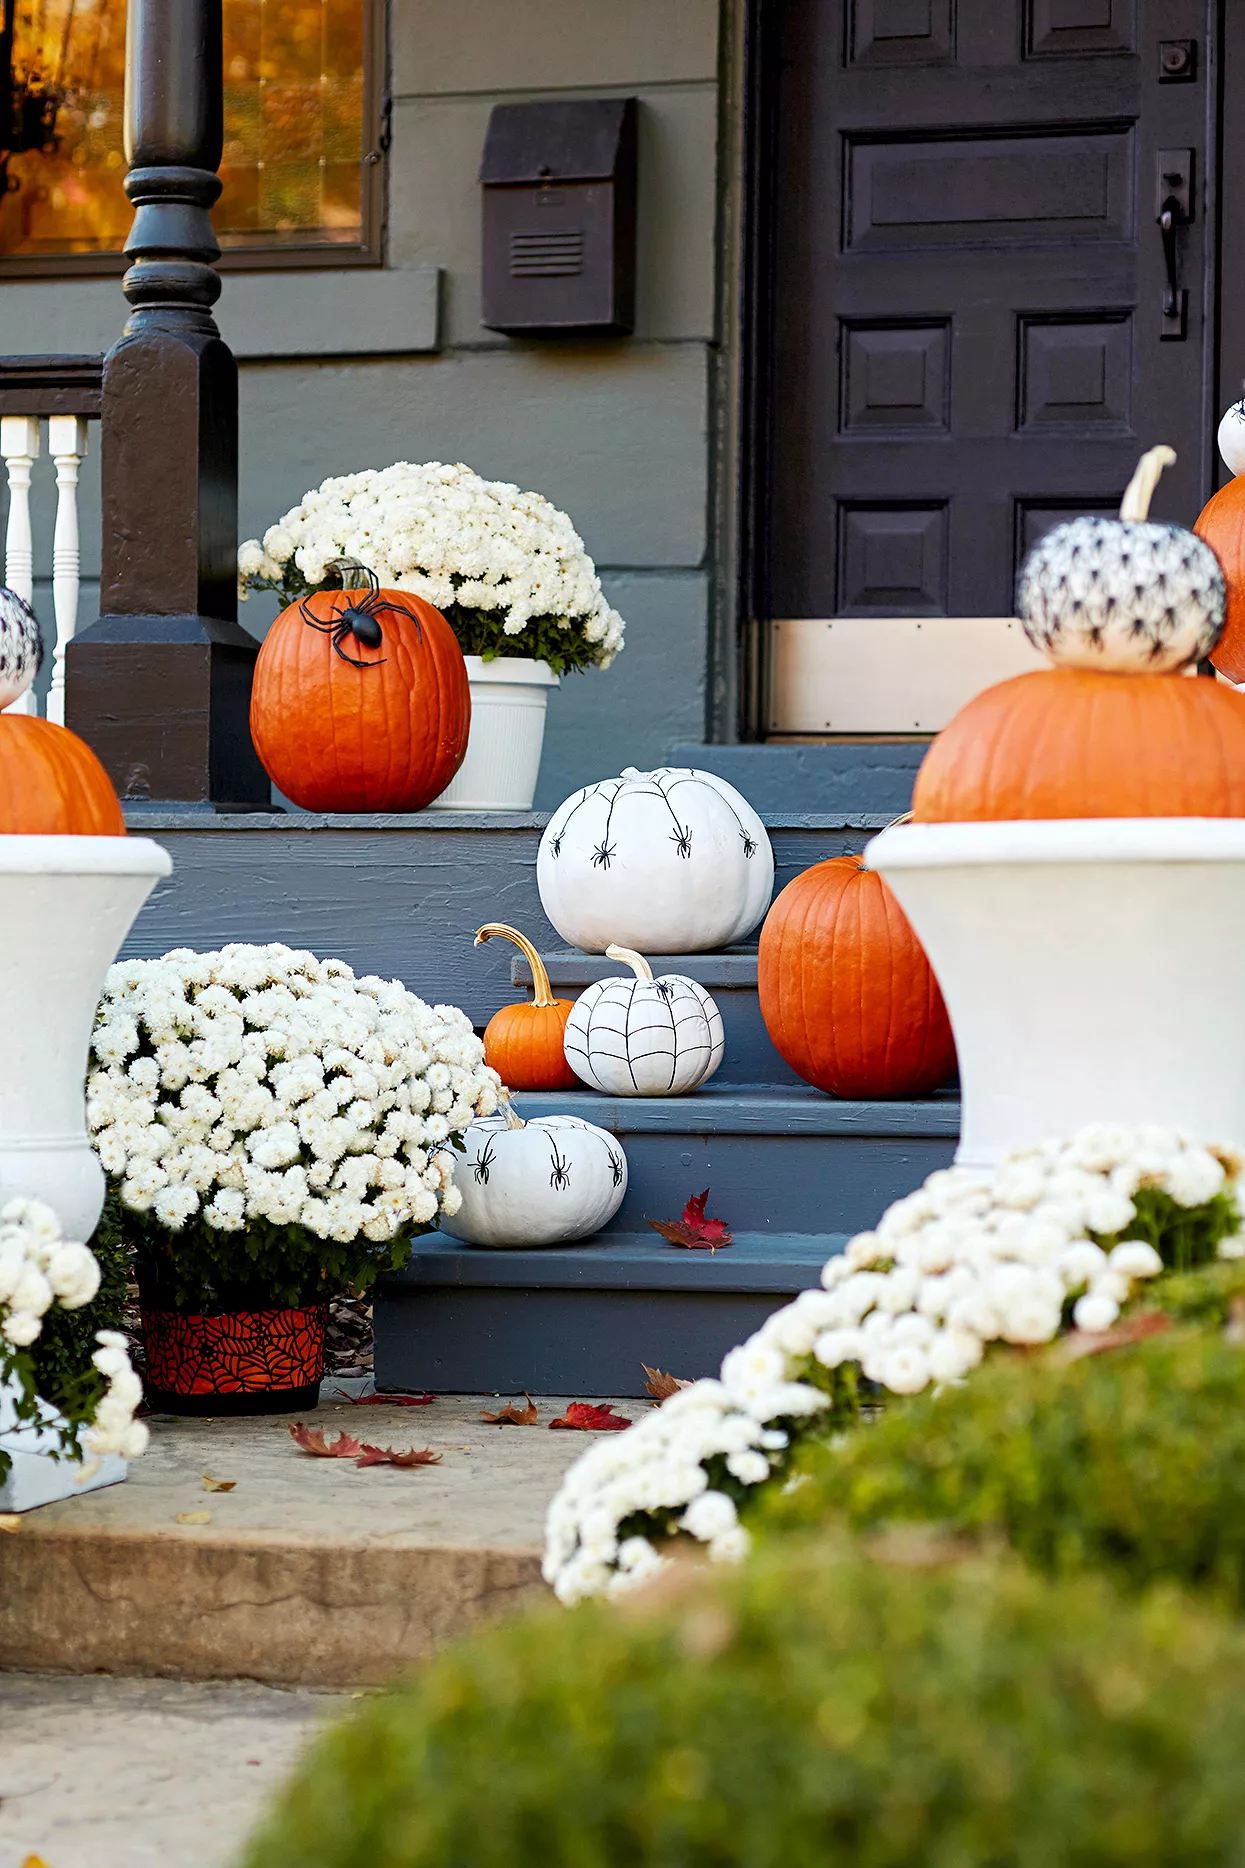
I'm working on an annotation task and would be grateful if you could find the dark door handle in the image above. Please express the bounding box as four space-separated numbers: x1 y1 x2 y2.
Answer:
1159 195 1182 316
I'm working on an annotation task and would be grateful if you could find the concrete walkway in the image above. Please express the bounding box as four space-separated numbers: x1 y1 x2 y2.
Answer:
0 1391 636 1686
0 1671 341 1868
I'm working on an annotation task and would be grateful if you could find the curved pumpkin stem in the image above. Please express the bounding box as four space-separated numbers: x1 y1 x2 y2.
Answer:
605 944 654 981
499 1088 526 1131
475 923 557 1008
1119 446 1177 522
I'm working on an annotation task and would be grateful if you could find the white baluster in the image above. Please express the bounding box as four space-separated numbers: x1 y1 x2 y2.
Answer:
2 416 41 716
46 416 88 729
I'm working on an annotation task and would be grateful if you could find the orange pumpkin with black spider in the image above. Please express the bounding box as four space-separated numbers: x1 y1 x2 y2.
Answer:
249 568 471 811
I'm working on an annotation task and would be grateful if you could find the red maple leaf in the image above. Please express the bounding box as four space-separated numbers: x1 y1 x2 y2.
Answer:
355 1443 443 1468
646 1189 733 1250
481 1395 540 1426
549 1402 631 1432
289 1423 364 1459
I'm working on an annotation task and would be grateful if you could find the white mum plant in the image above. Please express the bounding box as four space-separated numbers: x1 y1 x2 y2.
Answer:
238 460 625 676
87 943 501 1310
0 1197 147 1475
545 1123 1241 1605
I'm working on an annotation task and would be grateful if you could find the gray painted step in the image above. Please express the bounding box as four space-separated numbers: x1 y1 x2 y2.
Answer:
668 743 927 817
122 810 891 1027
512 946 804 1086
501 1086 959 1235
375 1232 842 1397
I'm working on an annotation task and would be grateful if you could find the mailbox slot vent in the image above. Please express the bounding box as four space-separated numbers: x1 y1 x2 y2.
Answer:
510 230 585 277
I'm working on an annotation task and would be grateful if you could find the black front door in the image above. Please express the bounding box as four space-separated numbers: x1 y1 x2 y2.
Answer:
762 0 1219 634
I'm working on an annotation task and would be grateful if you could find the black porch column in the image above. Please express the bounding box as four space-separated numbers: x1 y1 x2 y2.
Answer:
66 0 268 807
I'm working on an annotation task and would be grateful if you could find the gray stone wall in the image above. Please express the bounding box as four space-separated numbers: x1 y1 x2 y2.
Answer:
0 0 724 806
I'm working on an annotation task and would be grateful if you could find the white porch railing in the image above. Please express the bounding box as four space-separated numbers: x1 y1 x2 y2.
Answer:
0 358 102 724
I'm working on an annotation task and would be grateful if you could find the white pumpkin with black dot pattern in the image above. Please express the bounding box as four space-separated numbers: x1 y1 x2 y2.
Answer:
563 946 725 1097
1017 446 1225 675
0 588 42 710
441 1104 627 1247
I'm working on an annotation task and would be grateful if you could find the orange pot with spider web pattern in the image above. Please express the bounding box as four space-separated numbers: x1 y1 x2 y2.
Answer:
141 1302 328 1416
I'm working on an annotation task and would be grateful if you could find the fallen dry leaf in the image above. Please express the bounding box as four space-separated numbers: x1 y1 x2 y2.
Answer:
201 1474 236 1493
1058 1310 1173 1362
642 1365 693 1401
355 1444 443 1469
0 1513 21 1533
289 1423 365 1459
22 1856 55 1868
326 1387 435 1407
646 1189 733 1251
550 1402 631 1432
481 1394 539 1426
176 1510 211 1525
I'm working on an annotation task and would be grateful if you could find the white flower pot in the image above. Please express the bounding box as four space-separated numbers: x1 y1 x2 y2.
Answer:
867 818 1245 1166
429 657 558 811
0 1375 126 1511
0 835 172 1240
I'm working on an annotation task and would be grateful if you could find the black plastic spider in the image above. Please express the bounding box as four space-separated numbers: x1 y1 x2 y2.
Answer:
298 562 420 668
549 1144 572 1192
608 1150 624 1189
655 980 675 1003
590 841 616 870
740 832 758 859
473 1135 497 1186
549 832 564 857
670 823 693 859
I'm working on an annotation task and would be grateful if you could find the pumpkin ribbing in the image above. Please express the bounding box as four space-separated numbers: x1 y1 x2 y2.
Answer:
0 715 125 835
1195 476 1245 683
758 857 955 1099
913 668 1245 821
250 588 470 812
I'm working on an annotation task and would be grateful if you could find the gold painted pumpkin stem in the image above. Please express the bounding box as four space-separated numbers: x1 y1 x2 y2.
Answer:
475 923 556 1007
1119 446 1177 523
606 944 655 981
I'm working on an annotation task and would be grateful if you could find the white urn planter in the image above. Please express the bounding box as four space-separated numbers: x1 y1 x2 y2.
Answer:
0 835 172 1237
867 818 1245 1167
430 656 557 811
0 833 171 1510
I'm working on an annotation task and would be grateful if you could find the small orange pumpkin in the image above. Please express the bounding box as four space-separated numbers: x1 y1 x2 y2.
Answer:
250 577 470 812
0 714 126 834
758 856 955 1099
1194 475 1245 682
913 667 1245 821
475 923 579 1091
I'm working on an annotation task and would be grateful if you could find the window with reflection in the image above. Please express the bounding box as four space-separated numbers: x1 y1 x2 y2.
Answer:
0 0 377 266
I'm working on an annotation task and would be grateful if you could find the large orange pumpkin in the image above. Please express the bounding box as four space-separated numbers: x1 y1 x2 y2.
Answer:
1194 476 1245 682
250 583 470 811
913 668 1245 821
758 856 955 1099
475 922 578 1091
0 714 126 834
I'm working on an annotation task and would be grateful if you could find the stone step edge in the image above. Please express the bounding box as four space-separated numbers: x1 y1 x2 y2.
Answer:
389 1230 845 1295
506 1087 961 1137
0 1525 542 1688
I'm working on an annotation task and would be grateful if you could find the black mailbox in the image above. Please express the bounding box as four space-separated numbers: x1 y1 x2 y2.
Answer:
480 97 637 336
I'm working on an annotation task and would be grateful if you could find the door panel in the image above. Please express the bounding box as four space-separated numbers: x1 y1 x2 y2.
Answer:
764 0 1218 661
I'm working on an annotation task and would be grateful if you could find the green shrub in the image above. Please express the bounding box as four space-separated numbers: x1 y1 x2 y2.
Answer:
244 1542 1245 1868
762 1294 1245 1609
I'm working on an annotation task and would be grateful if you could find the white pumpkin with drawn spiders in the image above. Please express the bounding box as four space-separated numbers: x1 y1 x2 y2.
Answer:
537 766 774 954
441 1097 628 1247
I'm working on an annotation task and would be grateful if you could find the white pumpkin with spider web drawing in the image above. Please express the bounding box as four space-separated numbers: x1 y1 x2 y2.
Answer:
537 766 774 954
564 946 725 1096
441 1098 628 1247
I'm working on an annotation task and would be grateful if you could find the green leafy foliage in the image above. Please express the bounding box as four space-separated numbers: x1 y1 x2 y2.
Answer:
243 1539 1245 1868
115 1187 422 1312
762 1270 1245 1610
1089 1182 1241 1271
